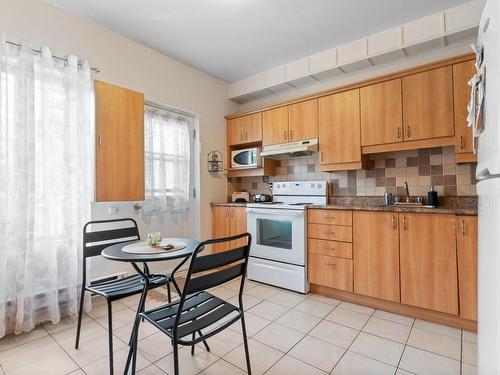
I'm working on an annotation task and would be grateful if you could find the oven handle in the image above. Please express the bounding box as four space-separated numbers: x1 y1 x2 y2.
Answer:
247 208 305 216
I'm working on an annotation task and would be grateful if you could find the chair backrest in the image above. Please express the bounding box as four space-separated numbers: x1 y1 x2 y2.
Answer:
179 232 252 305
83 218 140 259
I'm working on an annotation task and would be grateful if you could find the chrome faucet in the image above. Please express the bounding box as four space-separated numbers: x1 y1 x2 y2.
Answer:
404 181 411 203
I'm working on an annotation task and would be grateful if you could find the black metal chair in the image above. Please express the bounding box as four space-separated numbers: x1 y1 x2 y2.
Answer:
75 218 172 375
125 232 253 375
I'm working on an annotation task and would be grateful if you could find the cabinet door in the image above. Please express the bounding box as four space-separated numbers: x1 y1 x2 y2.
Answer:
318 89 361 165
212 206 231 253
402 66 454 141
360 79 403 146
453 61 476 156
95 80 145 201
400 213 458 314
227 113 262 145
263 106 289 145
308 254 353 292
288 99 318 142
353 212 400 302
230 207 248 248
227 117 243 146
457 215 478 320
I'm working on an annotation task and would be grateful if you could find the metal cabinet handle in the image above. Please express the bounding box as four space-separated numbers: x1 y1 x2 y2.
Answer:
324 231 336 236
327 247 336 253
402 216 407 229
324 262 336 267
459 136 465 150
98 136 103 147
407 126 411 138
245 132 248 141
320 152 324 162
397 127 401 139
290 130 294 140
460 220 465 235
325 216 336 220
240 133 243 142
391 215 397 229
284 130 288 141
225 208 229 217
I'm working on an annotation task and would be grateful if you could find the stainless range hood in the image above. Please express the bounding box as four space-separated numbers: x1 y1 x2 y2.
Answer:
260 138 318 160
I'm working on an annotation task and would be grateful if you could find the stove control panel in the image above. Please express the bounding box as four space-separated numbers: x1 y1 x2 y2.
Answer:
273 180 328 196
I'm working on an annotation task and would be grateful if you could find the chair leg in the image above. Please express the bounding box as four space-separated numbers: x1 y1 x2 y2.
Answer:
191 333 195 355
107 301 114 375
173 342 180 375
74 287 85 349
125 315 141 375
167 282 172 303
199 331 210 352
240 313 252 375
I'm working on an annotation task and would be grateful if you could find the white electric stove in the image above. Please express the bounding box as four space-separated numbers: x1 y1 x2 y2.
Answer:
246 181 328 293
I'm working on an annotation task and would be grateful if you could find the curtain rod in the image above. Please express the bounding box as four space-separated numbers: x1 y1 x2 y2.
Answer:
5 40 100 73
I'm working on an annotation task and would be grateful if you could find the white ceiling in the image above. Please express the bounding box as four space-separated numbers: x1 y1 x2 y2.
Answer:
47 0 473 82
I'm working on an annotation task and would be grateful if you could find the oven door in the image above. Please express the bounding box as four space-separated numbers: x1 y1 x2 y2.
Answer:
247 207 305 266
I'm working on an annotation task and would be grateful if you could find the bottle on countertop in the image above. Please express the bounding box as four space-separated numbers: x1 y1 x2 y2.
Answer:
428 185 439 207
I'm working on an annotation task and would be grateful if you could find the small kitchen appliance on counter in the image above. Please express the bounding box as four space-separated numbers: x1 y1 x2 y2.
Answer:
232 192 250 203
251 193 272 203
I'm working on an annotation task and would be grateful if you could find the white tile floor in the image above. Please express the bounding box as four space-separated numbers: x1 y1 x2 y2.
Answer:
0 279 477 375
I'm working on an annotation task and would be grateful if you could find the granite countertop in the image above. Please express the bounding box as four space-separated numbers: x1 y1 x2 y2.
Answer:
211 202 248 207
211 196 477 215
309 196 477 215
308 204 477 215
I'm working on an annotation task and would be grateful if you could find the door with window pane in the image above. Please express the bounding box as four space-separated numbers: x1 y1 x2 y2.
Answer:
142 104 196 239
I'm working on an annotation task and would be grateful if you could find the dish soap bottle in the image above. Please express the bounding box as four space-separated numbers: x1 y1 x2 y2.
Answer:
428 185 439 207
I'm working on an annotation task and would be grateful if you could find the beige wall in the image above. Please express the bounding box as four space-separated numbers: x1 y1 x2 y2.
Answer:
0 0 238 242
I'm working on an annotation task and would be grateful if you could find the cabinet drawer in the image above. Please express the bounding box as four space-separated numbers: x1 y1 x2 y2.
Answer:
308 209 352 226
308 239 352 259
308 254 353 292
308 223 352 242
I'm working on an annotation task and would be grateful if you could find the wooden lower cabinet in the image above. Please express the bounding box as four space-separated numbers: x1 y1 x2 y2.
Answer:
353 211 400 302
399 213 459 315
308 223 352 242
308 254 353 292
211 205 247 253
457 215 478 320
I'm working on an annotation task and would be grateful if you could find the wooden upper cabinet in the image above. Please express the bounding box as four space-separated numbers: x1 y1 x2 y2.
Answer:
288 99 318 142
453 60 476 160
227 113 262 146
402 66 454 141
318 89 362 169
95 80 144 202
457 215 478 321
360 79 403 146
399 213 458 315
353 211 400 302
263 106 288 145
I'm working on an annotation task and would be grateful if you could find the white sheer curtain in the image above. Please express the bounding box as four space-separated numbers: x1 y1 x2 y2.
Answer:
143 105 191 218
0 38 93 337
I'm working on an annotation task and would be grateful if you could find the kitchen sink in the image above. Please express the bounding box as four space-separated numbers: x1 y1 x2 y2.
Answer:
378 203 436 208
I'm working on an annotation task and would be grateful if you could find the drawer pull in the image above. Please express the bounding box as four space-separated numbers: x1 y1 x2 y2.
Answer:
327 247 336 252
324 232 336 236
325 216 336 220
324 262 336 267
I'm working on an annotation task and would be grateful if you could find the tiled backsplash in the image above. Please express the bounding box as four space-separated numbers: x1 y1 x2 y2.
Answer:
227 146 477 200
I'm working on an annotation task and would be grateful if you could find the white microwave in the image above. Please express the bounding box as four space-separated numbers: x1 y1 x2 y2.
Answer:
231 147 262 169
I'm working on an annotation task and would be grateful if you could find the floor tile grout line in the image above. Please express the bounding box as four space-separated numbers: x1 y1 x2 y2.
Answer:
395 314 416 372
460 329 464 375
329 307 382 374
